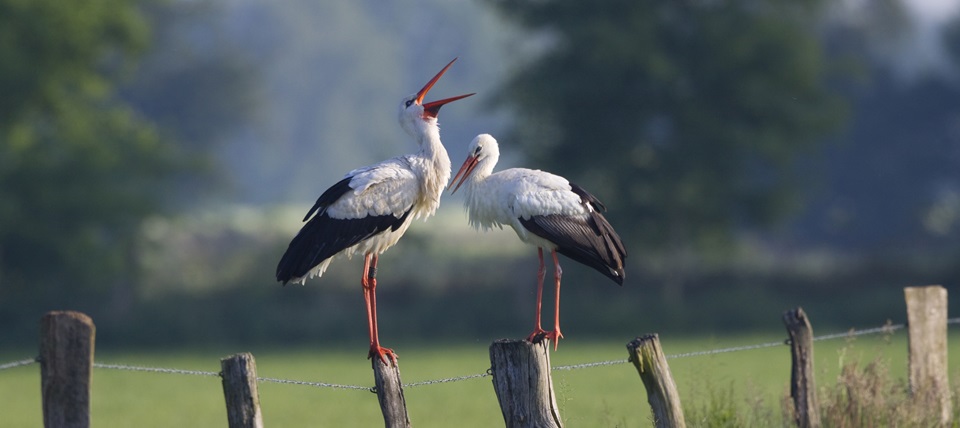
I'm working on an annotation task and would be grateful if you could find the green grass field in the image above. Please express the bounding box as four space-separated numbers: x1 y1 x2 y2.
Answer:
2 331 958 427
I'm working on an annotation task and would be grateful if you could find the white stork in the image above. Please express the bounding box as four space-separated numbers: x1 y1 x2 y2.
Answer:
276 59 474 364
450 134 626 350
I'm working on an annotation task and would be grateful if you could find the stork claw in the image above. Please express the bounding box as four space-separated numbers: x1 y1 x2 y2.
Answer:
526 328 548 344
545 329 564 351
526 329 563 351
368 345 398 366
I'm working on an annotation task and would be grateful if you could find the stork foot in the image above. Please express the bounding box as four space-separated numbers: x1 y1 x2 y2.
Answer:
526 328 548 344
544 329 564 351
368 345 398 366
528 329 564 350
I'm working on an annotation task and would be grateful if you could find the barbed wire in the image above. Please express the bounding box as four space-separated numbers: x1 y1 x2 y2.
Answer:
92 362 221 377
554 334 788 371
404 371 492 388
0 358 37 371
3 318 958 391
812 321 903 341
256 376 370 391
554 358 627 371
550 319 958 372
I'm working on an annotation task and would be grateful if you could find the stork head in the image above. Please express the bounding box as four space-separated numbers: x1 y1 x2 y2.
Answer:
399 58 475 138
450 133 499 194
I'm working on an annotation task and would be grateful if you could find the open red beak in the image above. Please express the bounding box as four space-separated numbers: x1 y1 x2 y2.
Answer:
449 155 479 194
423 93 474 118
415 58 475 119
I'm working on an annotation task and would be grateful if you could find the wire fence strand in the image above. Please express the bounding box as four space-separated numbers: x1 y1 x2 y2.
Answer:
256 376 371 391
0 358 37 371
92 363 221 377
3 318 958 391
404 371 491 388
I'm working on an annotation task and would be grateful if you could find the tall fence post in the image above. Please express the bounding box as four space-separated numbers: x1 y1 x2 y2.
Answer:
904 285 951 425
40 311 95 428
372 358 411 428
220 353 264 428
627 334 686 428
489 339 562 428
783 307 821 428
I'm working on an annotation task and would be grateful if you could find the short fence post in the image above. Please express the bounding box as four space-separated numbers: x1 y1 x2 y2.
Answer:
904 285 951 425
40 311 95 428
220 353 264 428
783 307 820 428
626 334 685 428
372 358 411 428
489 339 562 428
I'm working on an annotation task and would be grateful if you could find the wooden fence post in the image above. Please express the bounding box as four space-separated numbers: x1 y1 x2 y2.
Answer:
904 285 951 425
220 353 264 428
783 307 820 428
627 334 685 428
40 311 95 428
489 339 562 428
372 358 411 428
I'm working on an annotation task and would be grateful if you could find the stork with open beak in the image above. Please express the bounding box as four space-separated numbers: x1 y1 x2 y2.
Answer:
276 59 474 364
451 134 626 350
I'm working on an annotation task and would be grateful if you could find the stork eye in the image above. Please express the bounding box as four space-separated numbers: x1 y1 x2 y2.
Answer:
474 146 482 155
405 99 414 107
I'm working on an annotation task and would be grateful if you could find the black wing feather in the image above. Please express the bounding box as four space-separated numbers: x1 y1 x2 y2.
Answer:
519 182 627 285
276 176 412 284
302 177 353 221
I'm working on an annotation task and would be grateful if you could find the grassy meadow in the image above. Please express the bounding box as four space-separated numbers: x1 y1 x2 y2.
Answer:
4 330 960 427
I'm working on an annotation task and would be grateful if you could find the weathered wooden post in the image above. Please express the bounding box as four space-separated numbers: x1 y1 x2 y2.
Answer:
40 311 95 428
489 339 562 428
783 307 820 428
904 285 951 425
372 358 411 428
220 353 264 428
627 334 685 428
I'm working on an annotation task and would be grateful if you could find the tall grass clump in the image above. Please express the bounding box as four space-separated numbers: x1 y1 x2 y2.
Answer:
686 337 958 427
686 381 779 427
817 355 949 427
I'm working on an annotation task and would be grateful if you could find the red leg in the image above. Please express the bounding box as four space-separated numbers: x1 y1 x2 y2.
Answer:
544 250 564 351
526 248 548 343
362 254 396 365
361 254 375 349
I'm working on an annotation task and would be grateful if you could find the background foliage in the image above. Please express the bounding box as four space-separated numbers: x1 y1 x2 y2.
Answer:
1 0 958 347
0 0 176 294
488 0 845 251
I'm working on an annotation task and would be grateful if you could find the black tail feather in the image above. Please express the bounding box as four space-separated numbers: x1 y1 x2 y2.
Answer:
519 183 627 285
275 210 411 284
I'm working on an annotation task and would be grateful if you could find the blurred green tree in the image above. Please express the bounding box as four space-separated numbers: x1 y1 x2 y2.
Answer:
486 0 846 255
0 0 263 344
0 0 259 289
0 0 187 305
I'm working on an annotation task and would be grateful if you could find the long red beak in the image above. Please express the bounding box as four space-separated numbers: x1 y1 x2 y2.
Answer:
423 93 474 118
450 155 479 194
415 58 475 119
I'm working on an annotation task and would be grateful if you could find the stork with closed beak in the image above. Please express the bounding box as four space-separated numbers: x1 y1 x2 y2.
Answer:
276 59 474 364
451 134 626 350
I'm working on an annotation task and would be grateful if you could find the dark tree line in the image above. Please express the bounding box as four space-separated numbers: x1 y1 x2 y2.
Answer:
486 0 846 254
487 0 960 259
